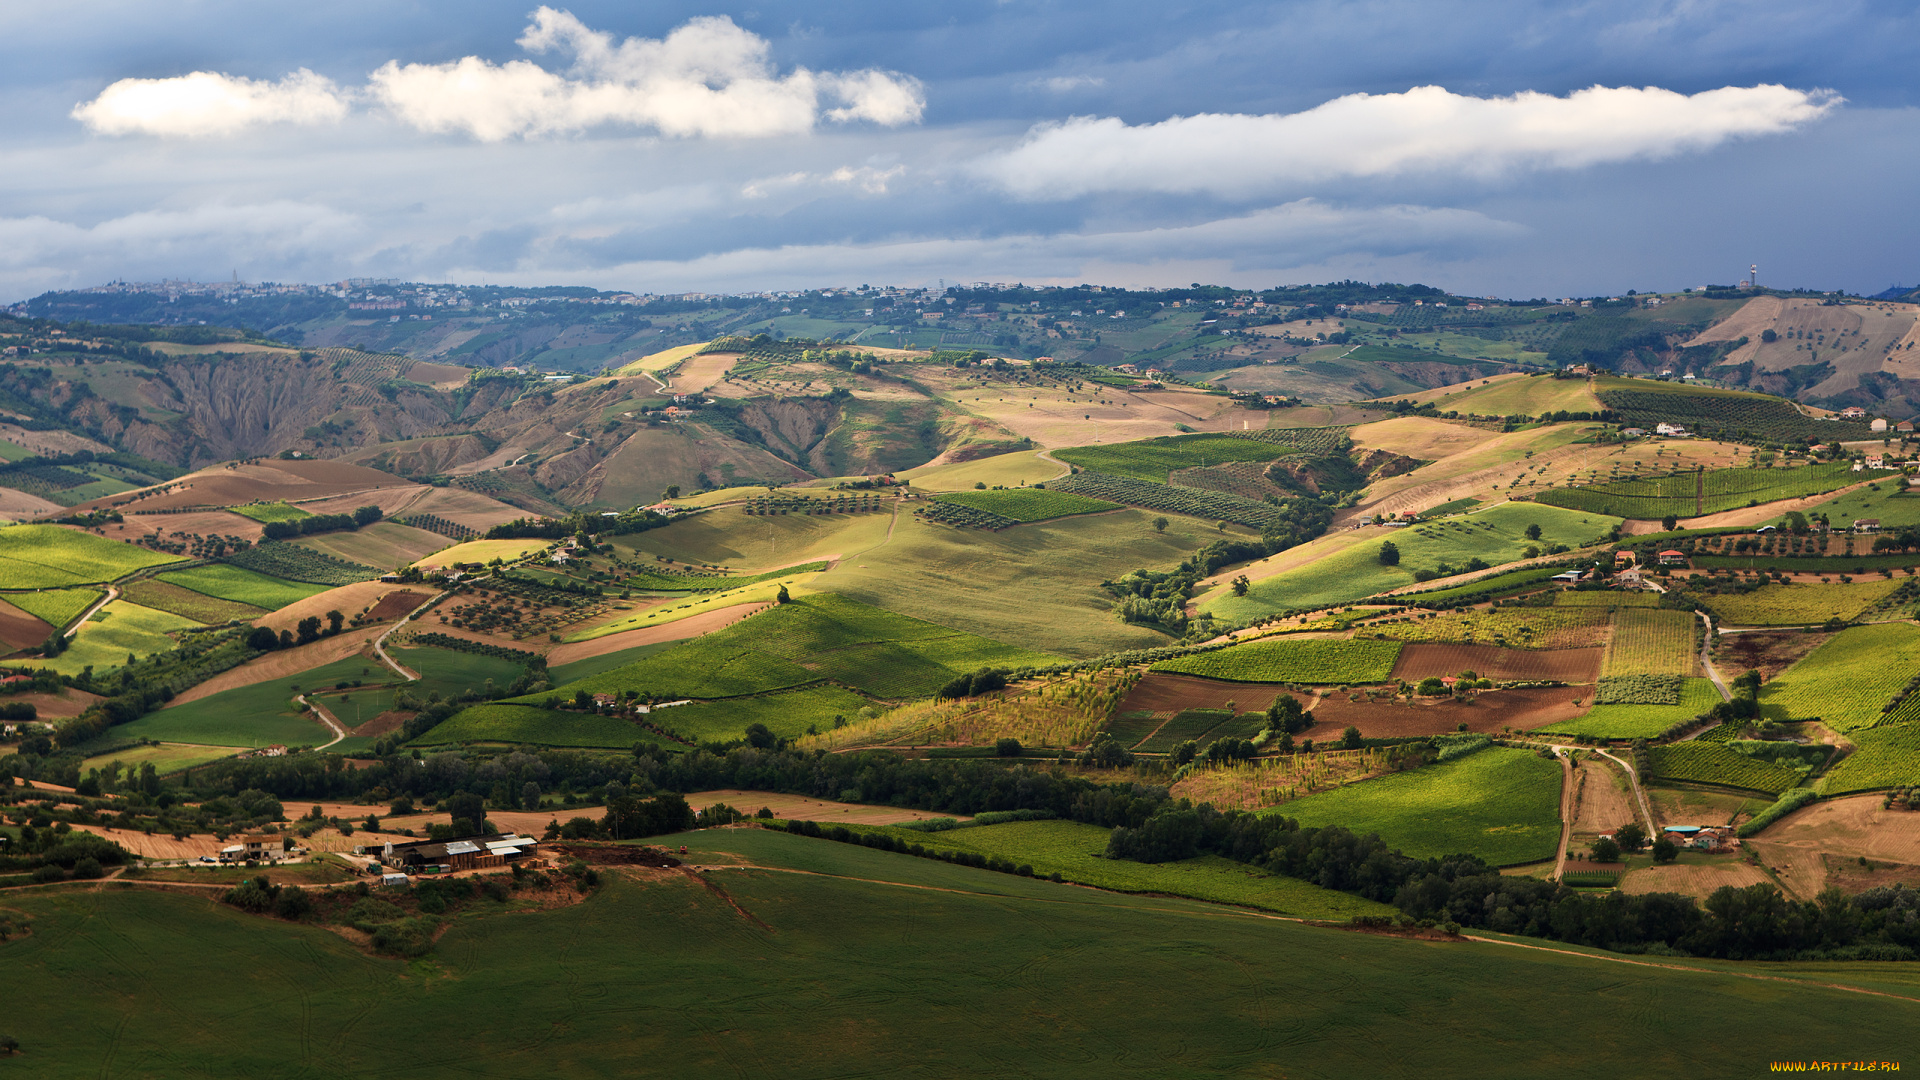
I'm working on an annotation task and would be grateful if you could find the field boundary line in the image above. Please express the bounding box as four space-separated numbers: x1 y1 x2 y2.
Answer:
1460 934 1920 1005
1696 610 1731 701
65 585 118 638
373 591 443 681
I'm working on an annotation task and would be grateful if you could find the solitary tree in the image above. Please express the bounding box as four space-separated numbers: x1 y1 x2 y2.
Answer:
1231 574 1251 596
1615 822 1648 852
776 584 791 604
1340 726 1364 751
1524 523 1543 541
1589 836 1622 863
664 485 680 499
1662 515 1678 531
1152 516 1169 533
1651 837 1679 864
1378 540 1400 566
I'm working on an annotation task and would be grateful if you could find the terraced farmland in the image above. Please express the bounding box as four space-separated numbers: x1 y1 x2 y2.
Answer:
1152 639 1403 684
1759 623 1920 731
1604 608 1697 677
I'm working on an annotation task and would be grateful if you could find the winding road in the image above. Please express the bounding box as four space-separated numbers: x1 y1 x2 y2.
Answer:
372 592 443 682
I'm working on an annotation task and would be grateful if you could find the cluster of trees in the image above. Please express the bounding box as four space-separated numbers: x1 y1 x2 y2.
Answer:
484 507 669 541
243 610 345 651
261 504 381 540
937 667 1009 700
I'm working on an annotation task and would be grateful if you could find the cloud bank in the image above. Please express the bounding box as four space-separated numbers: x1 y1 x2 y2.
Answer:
72 7 923 141
978 83 1840 198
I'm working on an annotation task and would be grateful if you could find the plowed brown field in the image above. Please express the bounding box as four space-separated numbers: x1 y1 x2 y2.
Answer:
681 789 970 825
1391 644 1603 683
0 598 53 651
1117 673 1291 715
1618 861 1770 901
1300 684 1596 738
255 582 416 633
115 510 264 542
75 460 416 514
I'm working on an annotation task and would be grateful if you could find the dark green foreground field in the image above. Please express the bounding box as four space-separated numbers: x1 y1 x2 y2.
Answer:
7 829 1920 1078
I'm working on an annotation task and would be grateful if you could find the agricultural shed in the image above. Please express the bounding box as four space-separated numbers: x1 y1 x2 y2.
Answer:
378 832 539 870
1854 519 1881 533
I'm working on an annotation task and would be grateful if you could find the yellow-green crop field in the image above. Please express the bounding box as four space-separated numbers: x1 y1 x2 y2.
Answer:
1603 608 1697 677
1702 579 1904 626
1759 623 1920 731
0 524 180 586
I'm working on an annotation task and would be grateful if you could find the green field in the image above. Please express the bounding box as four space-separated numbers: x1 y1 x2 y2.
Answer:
1700 579 1905 626
849 818 1392 919
1052 433 1306 482
392 646 534 703
119 655 382 747
1535 462 1858 519
3 586 103 628
1403 566 1563 607
229 501 312 524
1759 623 1920 731
1597 377 1874 445
411 703 664 748
618 560 830 594
49 600 200 676
225 542 382 585
930 488 1121 522
1805 484 1920 530
526 594 1061 705
1207 502 1621 620
119 578 267 624
1604 607 1698 677
547 641 679 684
1376 607 1611 650
157 564 332 610
1152 638 1402 684
82 741 243 775
7 829 1913 1077
1823 723 1920 795
1554 590 1661 608
1276 747 1564 865
1644 742 1803 796
0 523 180 586
1540 678 1723 739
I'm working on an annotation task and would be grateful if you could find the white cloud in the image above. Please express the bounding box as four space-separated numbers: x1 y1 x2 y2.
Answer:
369 7 923 140
69 8 923 142
72 69 348 137
1036 75 1106 93
977 83 1840 199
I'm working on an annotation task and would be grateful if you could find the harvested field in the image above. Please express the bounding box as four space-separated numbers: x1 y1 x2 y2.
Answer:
402 360 471 387
348 710 409 737
394 486 526 530
1715 629 1834 683
66 824 224 861
253 581 418 634
120 579 267 624
0 598 53 651
0 485 68 521
669 353 737 394
1569 757 1639 836
1746 793 1920 864
165 633 383 707
75 459 417 515
546 603 768 667
116 509 264 542
295 486 430 520
1300 684 1596 738
683 790 971 825
1618 861 1771 900
4 688 100 718
295 521 449 570
551 843 683 867
1390 643 1603 684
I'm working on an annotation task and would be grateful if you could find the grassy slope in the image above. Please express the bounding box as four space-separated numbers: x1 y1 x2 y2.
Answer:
0 523 180 586
1805 485 1920 529
1278 748 1564 865
157 564 331 609
4 586 104 628
121 655 382 746
48 601 200 676
1420 374 1604 415
1759 623 1920 731
1205 502 1620 619
294 521 449 569
5 830 1918 1078
1540 678 1723 739
899 449 1066 491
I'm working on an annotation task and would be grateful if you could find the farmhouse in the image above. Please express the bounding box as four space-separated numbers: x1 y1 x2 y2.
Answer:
1900 421 1916 434
1854 519 1881 534
1654 422 1690 437
218 834 281 864
1867 455 1886 469
377 833 541 871
1873 418 1890 433
1841 406 1869 419
1658 550 1689 567
1621 427 1647 437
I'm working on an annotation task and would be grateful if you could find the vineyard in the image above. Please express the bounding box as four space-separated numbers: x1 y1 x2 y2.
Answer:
918 502 1017 530
931 489 1120 523
903 669 1141 749
4 586 104 629
1700 580 1905 626
403 632 541 664
1049 472 1301 530
1534 462 1857 518
1643 742 1803 795
743 493 890 516
0 524 181 587
393 513 479 542
1596 381 1874 444
1603 608 1697 677
1372 607 1611 650
1151 638 1403 684
1169 748 1393 810
1135 710 1265 753
1228 426 1353 453
624 561 828 593
230 501 312 524
1759 623 1920 731
1821 724 1920 795
1051 434 1308 483
223 542 382 586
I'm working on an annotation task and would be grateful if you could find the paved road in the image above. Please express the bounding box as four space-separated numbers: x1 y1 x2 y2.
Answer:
66 585 117 637
1552 749 1575 880
298 693 349 750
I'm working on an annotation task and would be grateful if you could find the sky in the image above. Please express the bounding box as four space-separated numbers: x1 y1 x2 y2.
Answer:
3 1 1918 301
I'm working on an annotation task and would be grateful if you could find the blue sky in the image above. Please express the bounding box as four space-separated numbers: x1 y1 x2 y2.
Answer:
2 1 1917 300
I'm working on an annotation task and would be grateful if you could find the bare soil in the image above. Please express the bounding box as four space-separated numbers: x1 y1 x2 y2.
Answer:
1747 794 1920 863
668 354 737 395
116 509 265 542
1117 673 1291 715
1715 630 1834 682
0 485 68 522
296 486 431 519
350 710 410 737
365 589 431 622
402 361 472 388
5 688 101 719
1391 643 1603 684
1570 758 1639 836
1301 684 1597 738
1819 853 1920 894
0 599 54 651
255 582 416 633
393 486 525 530
551 843 683 867
73 460 418 514
681 789 972 825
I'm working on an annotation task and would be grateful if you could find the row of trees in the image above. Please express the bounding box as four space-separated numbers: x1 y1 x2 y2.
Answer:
261 504 381 540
